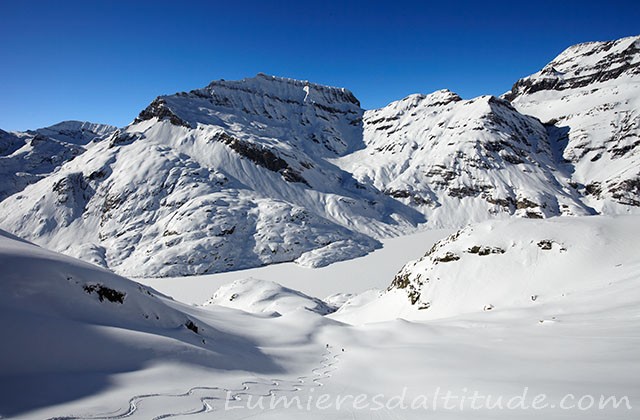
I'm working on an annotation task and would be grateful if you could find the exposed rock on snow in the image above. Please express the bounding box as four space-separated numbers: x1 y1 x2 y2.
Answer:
505 36 640 100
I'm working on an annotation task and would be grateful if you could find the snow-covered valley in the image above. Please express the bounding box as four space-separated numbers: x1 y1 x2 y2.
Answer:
2 215 639 419
1 34 640 419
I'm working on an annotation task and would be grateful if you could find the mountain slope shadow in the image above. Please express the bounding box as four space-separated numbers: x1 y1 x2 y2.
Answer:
0 229 283 417
0 307 283 417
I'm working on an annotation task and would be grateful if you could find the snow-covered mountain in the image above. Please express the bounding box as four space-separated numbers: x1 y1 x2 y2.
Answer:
336 90 592 227
506 35 640 211
0 35 638 277
0 121 117 201
335 36 640 226
33 120 118 145
333 214 640 324
0 76 422 277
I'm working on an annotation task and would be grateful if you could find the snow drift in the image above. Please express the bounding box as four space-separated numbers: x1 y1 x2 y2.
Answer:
203 277 336 316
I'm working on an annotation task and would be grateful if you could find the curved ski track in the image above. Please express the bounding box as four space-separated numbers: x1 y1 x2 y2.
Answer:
48 348 340 420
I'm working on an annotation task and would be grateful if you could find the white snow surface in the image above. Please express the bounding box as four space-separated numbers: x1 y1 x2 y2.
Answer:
2 216 640 419
140 228 453 303
333 214 640 324
203 277 336 316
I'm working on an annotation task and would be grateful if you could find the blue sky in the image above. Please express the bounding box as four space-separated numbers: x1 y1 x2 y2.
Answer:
1 0 638 131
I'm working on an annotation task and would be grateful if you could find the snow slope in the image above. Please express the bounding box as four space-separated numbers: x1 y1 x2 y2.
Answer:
0 228 351 420
333 215 640 324
507 35 640 212
5 217 639 420
0 228 297 417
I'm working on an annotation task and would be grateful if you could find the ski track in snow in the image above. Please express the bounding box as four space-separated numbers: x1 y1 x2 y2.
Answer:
48 348 341 420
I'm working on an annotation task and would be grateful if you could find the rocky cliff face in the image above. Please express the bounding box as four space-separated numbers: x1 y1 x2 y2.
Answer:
506 35 640 211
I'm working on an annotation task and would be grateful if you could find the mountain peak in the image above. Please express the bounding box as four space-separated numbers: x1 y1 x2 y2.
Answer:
380 89 462 113
134 74 363 138
199 73 361 107
34 121 118 145
504 35 640 101
506 34 640 211
555 35 639 63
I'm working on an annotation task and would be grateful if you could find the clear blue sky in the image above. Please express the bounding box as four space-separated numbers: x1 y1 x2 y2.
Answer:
1 0 638 131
